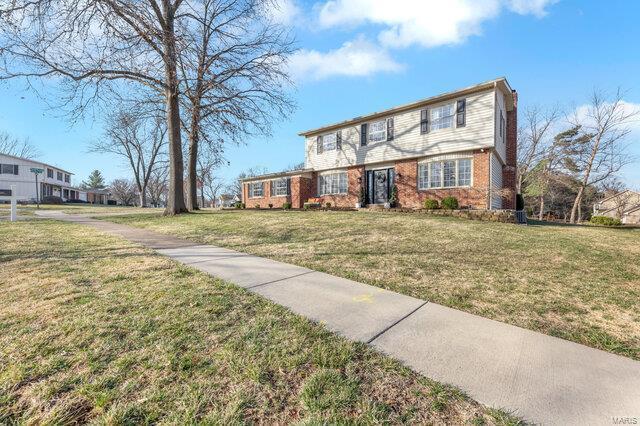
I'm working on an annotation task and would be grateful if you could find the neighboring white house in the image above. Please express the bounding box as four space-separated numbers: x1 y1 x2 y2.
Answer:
593 190 640 224
0 153 110 204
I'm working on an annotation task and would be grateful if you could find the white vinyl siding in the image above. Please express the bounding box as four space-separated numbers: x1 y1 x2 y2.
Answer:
248 182 264 198
318 172 347 195
418 157 473 190
305 89 495 171
490 153 503 210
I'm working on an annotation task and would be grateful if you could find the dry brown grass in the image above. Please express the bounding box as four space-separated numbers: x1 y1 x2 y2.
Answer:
107 210 640 360
0 219 522 424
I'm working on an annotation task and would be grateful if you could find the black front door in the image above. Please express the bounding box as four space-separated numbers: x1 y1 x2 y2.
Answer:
366 168 395 205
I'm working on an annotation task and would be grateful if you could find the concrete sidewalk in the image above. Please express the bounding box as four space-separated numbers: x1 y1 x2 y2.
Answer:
37 211 640 425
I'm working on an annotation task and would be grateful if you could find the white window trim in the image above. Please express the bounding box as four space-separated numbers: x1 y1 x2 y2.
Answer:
417 158 473 190
271 178 289 197
368 119 386 143
322 132 337 151
248 181 264 198
318 171 348 196
429 102 455 132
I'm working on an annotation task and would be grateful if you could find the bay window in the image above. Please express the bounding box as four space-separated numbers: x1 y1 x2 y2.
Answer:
418 158 473 189
318 172 347 195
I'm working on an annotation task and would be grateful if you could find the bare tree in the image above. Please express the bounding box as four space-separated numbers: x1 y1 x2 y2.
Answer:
110 178 138 206
0 131 40 158
178 0 295 210
563 89 639 223
91 109 166 207
147 167 169 207
227 166 267 200
196 143 226 207
517 105 560 193
0 0 191 214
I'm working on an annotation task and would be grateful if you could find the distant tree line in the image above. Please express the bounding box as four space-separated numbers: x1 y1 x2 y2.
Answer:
518 89 638 223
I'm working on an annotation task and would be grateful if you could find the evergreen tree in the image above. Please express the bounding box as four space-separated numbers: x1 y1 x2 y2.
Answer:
82 170 106 189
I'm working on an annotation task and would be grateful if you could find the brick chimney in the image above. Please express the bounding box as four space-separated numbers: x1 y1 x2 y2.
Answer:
502 89 518 209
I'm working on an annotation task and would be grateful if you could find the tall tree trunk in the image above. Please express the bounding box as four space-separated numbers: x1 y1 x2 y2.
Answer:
538 195 545 221
186 111 200 211
162 8 187 215
570 185 585 224
139 184 147 208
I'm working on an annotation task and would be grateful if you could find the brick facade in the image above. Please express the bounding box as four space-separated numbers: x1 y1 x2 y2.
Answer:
395 150 491 209
502 90 518 209
244 180 292 209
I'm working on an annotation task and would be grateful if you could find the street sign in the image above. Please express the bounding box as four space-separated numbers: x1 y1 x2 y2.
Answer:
30 168 44 174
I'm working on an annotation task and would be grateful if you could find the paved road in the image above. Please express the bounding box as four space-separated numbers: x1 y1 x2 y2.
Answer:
37 211 640 425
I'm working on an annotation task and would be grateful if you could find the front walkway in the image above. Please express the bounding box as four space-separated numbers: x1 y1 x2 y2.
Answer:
37 211 640 425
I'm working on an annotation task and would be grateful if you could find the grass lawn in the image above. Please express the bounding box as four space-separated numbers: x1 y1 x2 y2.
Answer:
0 203 162 217
0 220 519 424
105 210 640 360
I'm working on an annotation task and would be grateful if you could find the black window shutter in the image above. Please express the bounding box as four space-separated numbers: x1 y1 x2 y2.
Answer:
456 99 466 127
336 130 342 150
14 165 19 175
387 118 394 141
420 109 429 134
360 123 368 146
270 181 275 196
287 178 291 195
316 135 323 154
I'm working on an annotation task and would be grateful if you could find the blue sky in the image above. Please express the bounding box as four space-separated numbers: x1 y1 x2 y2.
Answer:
1 0 639 188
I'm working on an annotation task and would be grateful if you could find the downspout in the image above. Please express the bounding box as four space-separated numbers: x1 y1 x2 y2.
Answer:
488 151 492 210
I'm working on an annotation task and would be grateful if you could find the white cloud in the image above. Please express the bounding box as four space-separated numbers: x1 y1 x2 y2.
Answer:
268 0 302 25
288 36 403 81
317 0 558 49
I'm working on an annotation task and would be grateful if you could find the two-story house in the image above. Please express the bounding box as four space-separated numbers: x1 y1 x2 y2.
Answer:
0 153 110 204
242 77 517 210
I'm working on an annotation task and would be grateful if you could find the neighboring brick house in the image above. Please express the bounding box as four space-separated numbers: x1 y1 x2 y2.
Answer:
242 78 518 210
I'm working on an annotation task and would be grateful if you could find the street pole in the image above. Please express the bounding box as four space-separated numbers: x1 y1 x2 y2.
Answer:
35 172 39 209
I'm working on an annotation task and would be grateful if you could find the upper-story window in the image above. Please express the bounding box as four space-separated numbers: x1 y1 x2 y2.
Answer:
64 174 70 183
317 131 342 154
323 133 337 151
57 171 63 181
47 168 53 178
430 104 455 131
368 120 386 143
0 164 18 175
418 158 472 190
318 172 347 195
248 182 264 198
270 178 290 197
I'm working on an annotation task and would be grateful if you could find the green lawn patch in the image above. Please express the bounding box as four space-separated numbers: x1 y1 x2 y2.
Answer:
105 210 640 360
0 220 520 424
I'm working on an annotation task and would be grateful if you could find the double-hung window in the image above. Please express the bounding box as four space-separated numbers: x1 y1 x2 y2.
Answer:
323 133 337 151
64 174 70 183
249 182 264 198
57 171 63 181
430 104 455 131
318 172 347 195
0 164 18 175
47 168 53 178
270 178 290 197
368 120 386 143
418 158 472 189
